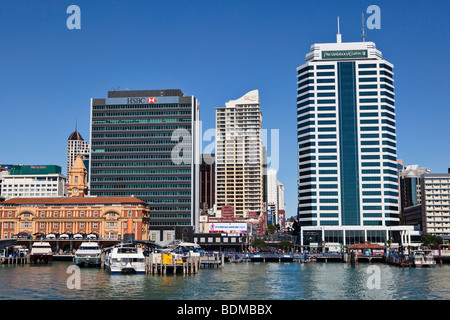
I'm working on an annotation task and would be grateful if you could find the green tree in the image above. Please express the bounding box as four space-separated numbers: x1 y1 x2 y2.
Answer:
266 223 276 235
278 240 294 252
252 239 267 251
421 234 443 249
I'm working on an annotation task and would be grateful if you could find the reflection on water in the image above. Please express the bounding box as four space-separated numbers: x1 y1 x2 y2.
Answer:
1 261 450 300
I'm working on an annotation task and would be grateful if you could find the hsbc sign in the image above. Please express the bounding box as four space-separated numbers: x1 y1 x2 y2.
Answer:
104 96 179 105
127 97 157 104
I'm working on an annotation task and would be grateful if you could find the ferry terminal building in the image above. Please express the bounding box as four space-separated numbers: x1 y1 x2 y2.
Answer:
0 156 149 241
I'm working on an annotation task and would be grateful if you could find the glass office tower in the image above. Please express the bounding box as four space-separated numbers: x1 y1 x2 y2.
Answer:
296 34 418 247
89 89 200 235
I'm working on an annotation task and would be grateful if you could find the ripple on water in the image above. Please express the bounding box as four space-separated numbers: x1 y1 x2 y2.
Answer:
1 262 450 300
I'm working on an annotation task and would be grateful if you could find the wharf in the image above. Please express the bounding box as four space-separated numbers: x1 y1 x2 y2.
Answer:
344 252 386 264
230 253 344 263
0 255 29 265
143 254 224 275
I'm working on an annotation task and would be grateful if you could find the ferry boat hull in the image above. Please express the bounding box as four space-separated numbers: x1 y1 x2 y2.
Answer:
107 263 146 275
413 261 436 268
74 256 101 267
30 254 52 264
74 242 102 267
29 242 53 264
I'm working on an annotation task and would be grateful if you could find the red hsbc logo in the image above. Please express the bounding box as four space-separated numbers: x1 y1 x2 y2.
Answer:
126 97 158 104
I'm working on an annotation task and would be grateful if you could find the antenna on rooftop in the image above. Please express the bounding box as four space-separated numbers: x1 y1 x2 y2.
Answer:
361 12 366 42
336 16 342 43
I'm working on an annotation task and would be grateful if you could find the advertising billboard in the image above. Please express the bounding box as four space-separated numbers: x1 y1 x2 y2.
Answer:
209 223 248 234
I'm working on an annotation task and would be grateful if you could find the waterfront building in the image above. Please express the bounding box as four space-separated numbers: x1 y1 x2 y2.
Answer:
267 168 278 219
296 31 419 247
0 165 67 200
89 89 200 242
266 168 286 227
420 172 450 241
0 158 149 240
403 204 422 229
200 153 215 212
67 129 90 178
0 166 9 202
215 90 264 219
400 164 432 212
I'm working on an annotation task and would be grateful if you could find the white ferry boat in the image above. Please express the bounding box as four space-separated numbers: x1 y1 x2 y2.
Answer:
409 249 436 268
30 242 53 264
74 242 102 267
104 244 145 275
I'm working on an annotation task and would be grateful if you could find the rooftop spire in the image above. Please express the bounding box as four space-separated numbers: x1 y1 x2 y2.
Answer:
361 12 366 42
336 16 342 43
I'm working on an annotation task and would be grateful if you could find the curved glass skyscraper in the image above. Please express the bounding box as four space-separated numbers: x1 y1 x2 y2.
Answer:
296 34 417 247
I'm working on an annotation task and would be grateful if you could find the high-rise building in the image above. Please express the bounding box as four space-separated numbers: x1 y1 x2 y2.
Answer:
215 90 263 218
266 168 286 226
267 168 278 215
420 173 450 241
199 153 215 212
89 89 200 240
277 181 285 211
400 164 432 211
296 32 418 246
67 129 90 177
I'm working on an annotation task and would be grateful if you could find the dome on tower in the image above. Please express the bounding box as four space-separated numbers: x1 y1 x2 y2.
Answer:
68 130 84 141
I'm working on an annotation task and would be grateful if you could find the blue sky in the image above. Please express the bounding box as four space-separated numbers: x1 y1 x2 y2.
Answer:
0 0 449 219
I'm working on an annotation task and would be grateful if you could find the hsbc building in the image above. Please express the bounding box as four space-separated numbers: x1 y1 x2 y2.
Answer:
89 89 200 241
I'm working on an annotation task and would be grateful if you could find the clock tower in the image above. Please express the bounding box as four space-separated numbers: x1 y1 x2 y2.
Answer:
68 155 88 197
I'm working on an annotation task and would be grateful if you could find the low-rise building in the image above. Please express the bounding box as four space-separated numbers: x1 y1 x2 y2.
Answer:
0 156 149 240
1 165 67 200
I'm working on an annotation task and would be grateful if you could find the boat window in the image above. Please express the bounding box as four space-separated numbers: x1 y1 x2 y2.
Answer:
118 248 137 254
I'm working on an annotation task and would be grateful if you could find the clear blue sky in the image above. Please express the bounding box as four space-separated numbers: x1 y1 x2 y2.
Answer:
0 0 449 219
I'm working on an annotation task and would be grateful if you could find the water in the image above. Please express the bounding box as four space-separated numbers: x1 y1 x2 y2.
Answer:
1 261 450 300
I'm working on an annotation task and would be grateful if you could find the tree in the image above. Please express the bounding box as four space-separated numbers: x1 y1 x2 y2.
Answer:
266 223 276 235
421 234 443 249
278 240 294 252
252 239 267 251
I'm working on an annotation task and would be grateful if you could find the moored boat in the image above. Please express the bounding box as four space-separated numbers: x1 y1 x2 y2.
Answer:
74 242 102 267
173 242 202 258
30 242 53 264
104 244 145 275
409 249 436 268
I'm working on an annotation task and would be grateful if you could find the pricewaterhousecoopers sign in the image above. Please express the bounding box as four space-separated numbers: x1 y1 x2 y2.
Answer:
321 49 368 59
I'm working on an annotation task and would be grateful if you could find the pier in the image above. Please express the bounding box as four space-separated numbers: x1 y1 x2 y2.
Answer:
144 253 224 275
231 252 344 263
0 255 29 265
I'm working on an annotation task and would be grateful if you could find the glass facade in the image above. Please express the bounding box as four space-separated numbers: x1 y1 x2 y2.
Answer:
297 42 399 231
90 90 199 230
337 61 360 226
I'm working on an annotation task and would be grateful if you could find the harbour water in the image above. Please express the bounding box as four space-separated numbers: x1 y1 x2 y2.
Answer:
1 261 450 300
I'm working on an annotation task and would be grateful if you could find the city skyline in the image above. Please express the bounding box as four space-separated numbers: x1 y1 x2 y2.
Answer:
1 1 449 220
